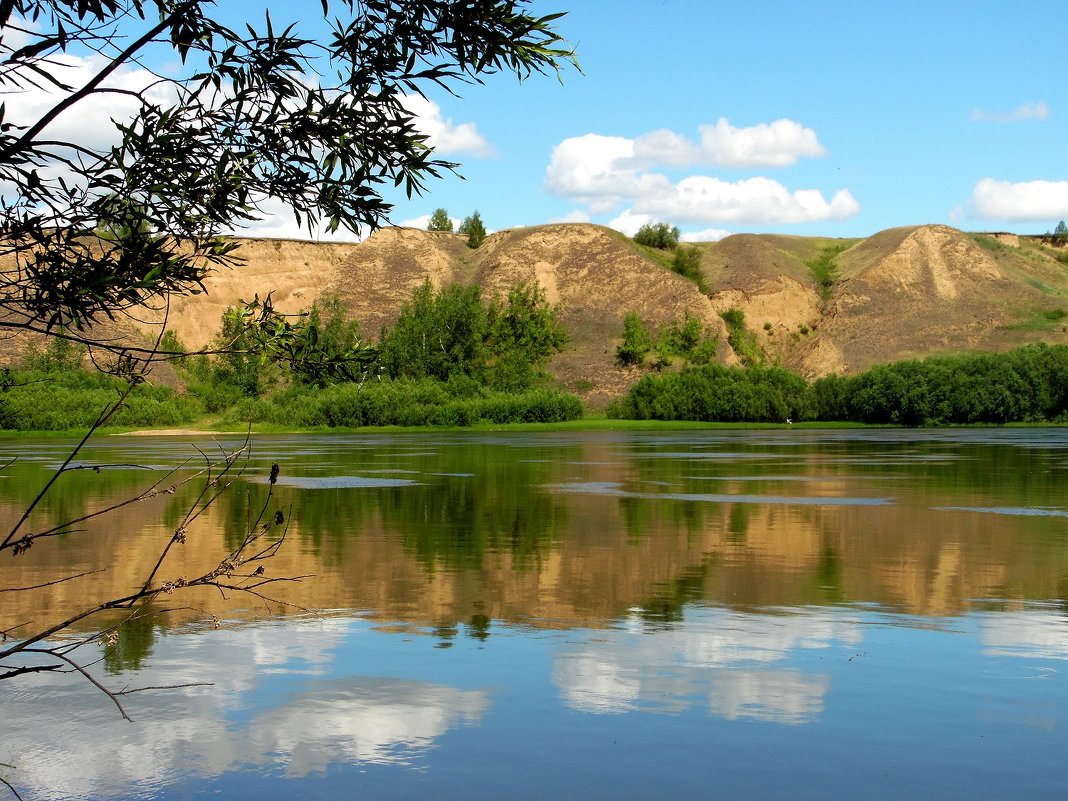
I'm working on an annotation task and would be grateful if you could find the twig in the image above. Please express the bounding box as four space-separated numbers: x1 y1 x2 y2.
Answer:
0 569 106 592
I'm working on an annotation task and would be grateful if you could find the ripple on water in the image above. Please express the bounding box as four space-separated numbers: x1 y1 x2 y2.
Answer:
933 505 1068 518
545 481 892 506
267 475 422 489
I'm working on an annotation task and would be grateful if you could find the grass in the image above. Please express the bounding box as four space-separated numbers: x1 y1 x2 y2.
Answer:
1025 277 1059 295
720 308 764 366
805 242 850 300
1005 308 1068 331
969 233 1012 255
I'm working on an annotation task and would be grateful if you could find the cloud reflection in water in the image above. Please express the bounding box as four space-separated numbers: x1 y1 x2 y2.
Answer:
553 607 861 724
0 617 489 800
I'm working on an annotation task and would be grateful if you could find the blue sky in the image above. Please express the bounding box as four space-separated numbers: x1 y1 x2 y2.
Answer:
7 1 1066 241
369 0 1068 242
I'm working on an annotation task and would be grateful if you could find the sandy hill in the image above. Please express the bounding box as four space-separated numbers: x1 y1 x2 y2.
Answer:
6 222 1067 405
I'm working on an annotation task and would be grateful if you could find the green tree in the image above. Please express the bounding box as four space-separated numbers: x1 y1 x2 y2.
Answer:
1054 220 1068 246
378 280 567 389
459 211 488 248
379 281 491 382
617 312 654 366
634 222 681 250
428 208 454 233
488 282 569 390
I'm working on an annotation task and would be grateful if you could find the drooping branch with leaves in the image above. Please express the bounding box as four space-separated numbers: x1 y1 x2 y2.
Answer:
0 0 574 342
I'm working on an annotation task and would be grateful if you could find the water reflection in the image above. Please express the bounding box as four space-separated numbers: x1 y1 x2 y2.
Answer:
981 606 1068 660
553 607 858 723
0 618 490 799
2 429 1068 640
3 429 1068 799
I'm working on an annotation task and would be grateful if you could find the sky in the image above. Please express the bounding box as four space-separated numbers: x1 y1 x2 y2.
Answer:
6 0 1068 242
370 0 1068 243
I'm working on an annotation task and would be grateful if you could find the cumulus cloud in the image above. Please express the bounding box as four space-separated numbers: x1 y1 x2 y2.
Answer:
401 94 494 157
630 118 826 169
550 209 592 224
545 122 855 227
545 133 670 212
970 101 1050 123
681 227 732 242
229 196 367 242
606 209 654 236
966 178 1068 222
396 212 462 231
640 176 859 225
1 52 175 153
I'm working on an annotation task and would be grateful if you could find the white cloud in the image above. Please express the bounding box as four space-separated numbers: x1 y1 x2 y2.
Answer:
546 123 855 226
1 52 176 153
681 227 732 242
967 178 1068 221
228 196 367 242
545 133 670 212
396 212 462 231
640 176 858 224
970 101 1050 123
606 209 654 236
550 209 592 224
401 94 494 157
631 118 826 169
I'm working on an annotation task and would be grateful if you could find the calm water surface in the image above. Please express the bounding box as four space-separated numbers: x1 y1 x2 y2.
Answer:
1 428 1067 800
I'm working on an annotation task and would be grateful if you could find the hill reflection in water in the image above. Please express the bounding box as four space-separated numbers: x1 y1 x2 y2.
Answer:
2 429 1068 800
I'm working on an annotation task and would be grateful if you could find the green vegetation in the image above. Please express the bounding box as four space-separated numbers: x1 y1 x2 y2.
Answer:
617 313 654 367
610 364 811 423
969 233 1019 257
1005 307 1068 331
655 311 719 367
428 208 454 233
610 343 1068 426
0 281 578 432
223 380 582 427
1047 220 1068 247
0 341 198 431
459 211 487 248
806 242 849 300
379 280 567 390
633 222 681 250
670 245 708 292
616 311 718 369
720 308 764 366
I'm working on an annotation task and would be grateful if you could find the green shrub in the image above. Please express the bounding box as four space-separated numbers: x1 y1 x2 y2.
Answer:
617 312 653 367
611 364 811 423
428 208 453 233
459 210 487 248
633 222 680 250
220 379 583 428
806 242 848 300
720 308 763 366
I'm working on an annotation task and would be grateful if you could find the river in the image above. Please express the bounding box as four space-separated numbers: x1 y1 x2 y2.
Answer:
1 428 1066 799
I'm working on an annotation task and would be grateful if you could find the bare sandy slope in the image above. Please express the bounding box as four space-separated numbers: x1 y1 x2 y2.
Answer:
790 226 1068 376
145 223 1068 402
6 223 1067 405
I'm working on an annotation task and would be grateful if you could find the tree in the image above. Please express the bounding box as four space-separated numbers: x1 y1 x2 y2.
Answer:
617 312 653 367
0 0 573 729
1054 220 1068 246
459 210 488 248
634 221 681 250
427 208 454 233
0 1 573 346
